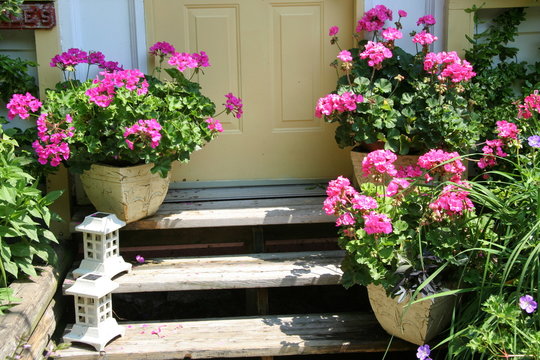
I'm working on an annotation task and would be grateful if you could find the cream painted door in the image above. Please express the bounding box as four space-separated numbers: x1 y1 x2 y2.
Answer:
145 0 355 184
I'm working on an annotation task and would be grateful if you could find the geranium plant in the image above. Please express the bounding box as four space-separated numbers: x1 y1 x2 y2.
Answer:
317 5 480 155
324 149 487 298
6 42 243 177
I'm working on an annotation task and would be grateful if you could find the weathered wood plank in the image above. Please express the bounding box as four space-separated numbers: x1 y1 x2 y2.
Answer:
63 251 345 293
0 247 72 360
55 312 414 359
164 185 326 203
123 197 333 230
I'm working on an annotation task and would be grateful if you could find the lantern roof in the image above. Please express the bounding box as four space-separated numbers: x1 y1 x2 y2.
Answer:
65 273 119 298
75 212 126 234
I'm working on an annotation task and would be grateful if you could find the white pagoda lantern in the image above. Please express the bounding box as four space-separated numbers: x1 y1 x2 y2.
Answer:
73 212 132 279
64 273 125 351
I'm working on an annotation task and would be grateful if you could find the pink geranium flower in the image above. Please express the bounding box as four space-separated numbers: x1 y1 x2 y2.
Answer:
329 26 339 36
417 15 436 26
168 52 198 72
224 93 243 119
361 150 398 177
360 41 392 68
363 211 393 234
6 92 42 120
495 120 519 140
205 117 223 132
418 149 466 182
315 92 363 118
382 27 402 41
356 5 393 33
149 41 176 56
123 119 162 150
337 50 353 63
412 31 438 45
429 184 474 220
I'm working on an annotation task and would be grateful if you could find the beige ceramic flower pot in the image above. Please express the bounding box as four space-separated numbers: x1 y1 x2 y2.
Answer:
350 150 420 186
367 284 455 345
80 163 170 223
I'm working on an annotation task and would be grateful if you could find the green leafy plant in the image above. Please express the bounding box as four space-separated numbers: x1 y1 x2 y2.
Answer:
6 43 243 177
0 0 24 23
0 55 37 103
465 6 540 141
430 92 540 359
0 129 61 312
317 5 480 155
465 294 539 359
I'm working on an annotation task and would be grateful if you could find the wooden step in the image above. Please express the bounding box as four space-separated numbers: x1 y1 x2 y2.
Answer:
63 250 345 293
72 185 333 231
54 312 414 359
125 197 333 230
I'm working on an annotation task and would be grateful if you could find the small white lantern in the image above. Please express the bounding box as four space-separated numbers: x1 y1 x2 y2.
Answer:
73 212 132 279
64 273 125 351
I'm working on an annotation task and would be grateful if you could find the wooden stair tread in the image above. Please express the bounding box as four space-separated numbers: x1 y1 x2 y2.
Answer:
63 250 345 293
124 197 333 230
72 185 333 231
55 312 414 359
164 184 326 203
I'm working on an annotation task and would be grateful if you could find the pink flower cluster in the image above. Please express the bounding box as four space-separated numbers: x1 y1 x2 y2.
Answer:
85 69 149 107
359 41 393 68
477 121 519 170
423 51 476 83
429 184 474 220
417 15 436 26
496 120 519 140
382 27 402 41
149 41 176 57
123 119 162 150
323 176 380 229
363 211 393 234
356 4 393 33
32 113 74 166
6 92 42 120
325 148 475 238
50 48 88 69
412 31 438 46
50 48 123 72
518 90 540 119
329 26 339 37
385 165 423 197
205 117 223 132
168 51 210 72
418 149 466 182
361 149 398 177
224 93 243 119
337 50 353 63
478 139 507 169
315 92 364 118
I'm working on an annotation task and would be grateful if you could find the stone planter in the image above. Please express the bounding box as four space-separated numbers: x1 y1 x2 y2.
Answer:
367 284 455 345
350 150 420 187
80 163 170 223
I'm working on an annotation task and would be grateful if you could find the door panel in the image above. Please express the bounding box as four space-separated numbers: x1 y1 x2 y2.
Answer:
145 0 354 184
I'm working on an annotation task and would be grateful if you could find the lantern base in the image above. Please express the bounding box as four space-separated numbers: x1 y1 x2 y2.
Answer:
63 318 125 352
73 257 132 279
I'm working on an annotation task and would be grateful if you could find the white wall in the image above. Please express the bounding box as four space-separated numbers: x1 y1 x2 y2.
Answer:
363 0 446 53
56 0 147 80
